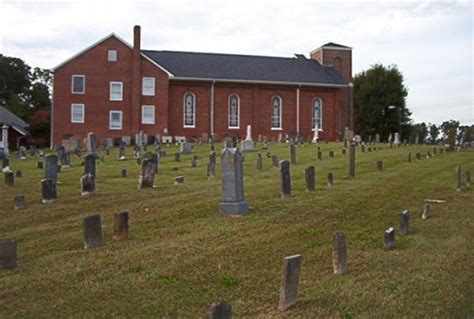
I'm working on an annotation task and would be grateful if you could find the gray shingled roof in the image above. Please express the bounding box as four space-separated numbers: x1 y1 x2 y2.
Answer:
142 50 346 85
0 106 29 135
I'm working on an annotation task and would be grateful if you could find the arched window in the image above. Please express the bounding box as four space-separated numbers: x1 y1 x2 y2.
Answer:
312 97 322 130
228 94 240 128
271 96 282 129
183 92 195 128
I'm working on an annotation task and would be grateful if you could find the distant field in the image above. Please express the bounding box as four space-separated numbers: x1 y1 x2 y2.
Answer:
0 142 473 318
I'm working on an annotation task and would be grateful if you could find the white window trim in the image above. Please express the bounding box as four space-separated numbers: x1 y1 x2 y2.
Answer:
110 81 123 101
109 110 123 130
183 92 196 128
108 50 117 62
71 103 84 123
142 77 155 96
228 93 240 129
270 95 283 130
71 75 85 94
311 97 323 131
142 105 155 124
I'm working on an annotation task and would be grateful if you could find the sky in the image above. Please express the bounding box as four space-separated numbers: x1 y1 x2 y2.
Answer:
0 0 472 125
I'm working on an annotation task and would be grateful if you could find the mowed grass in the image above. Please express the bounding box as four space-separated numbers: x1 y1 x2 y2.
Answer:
0 142 473 318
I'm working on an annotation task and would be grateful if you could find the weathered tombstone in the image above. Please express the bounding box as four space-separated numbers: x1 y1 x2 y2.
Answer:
384 227 395 249
305 165 315 191
4 171 14 186
138 159 157 189
218 148 249 215
174 176 185 184
18 146 27 160
0 240 17 269
348 143 356 179
394 132 400 144
2 156 10 171
209 151 217 167
174 152 180 162
329 149 334 158
280 160 292 198
121 169 128 178
456 165 462 191
332 232 348 274
361 145 365 153
207 163 216 179
210 142 215 152
377 160 384 172
207 300 232 319
191 155 198 167
14 170 21 178
180 142 193 154
29 144 37 156
57 145 67 166
317 150 322 160
41 178 56 203
342 148 346 155
84 154 96 178
83 214 103 249
80 173 95 196
256 153 263 170
278 254 302 311
375 133 380 144
422 204 430 220
408 152 412 163
400 210 409 236
290 144 296 165
271 155 279 168
14 195 25 210
86 132 96 155
45 154 58 183
119 143 127 161
133 145 141 159
327 172 334 188
113 212 129 241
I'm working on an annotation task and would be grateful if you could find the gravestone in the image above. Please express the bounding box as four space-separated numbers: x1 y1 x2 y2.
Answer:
466 169 472 187
385 227 395 249
416 153 421 160
456 165 462 191
361 145 365 153
191 155 198 167
207 300 232 319
41 178 56 203
45 154 58 183
133 145 141 159
119 143 127 161
4 171 14 186
422 204 430 220
290 144 296 165
317 151 322 160
332 232 348 274
122 136 131 146
256 153 263 170
312 125 319 143
329 150 334 158
113 212 129 241
400 210 409 236
408 152 412 163
80 173 95 196
209 151 217 167
84 154 96 177
348 143 356 179
87 132 96 155
18 146 27 160
174 153 180 162
14 195 25 210
272 155 279 168
342 148 346 155
138 159 157 189
305 165 315 191
327 172 334 188
121 169 128 178
394 132 400 144
375 133 380 144
0 240 17 269
218 148 249 215
83 214 103 249
180 142 193 154
278 254 302 311
207 163 216 179
280 160 291 198
174 176 185 184
57 145 67 166
377 160 384 172
29 145 37 156
241 125 255 152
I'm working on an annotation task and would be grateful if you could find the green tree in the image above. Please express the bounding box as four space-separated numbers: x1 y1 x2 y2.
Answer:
353 64 410 141
440 120 460 148
428 123 439 144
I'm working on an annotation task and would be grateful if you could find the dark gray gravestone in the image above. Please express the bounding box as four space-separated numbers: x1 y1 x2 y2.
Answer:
305 165 315 191
218 148 249 215
133 145 141 159
207 300 232 319
377 160 383 172
119 143 127 161
113 211 129 241
180 142 193 154
408 152 412 163
422 204 430 220
41 178 57 203
29 145 37 156
14 195 25 210
15 170 22 178
83 214 103 249
0 240 17 269
317 151 322 160
207 163 216 179
280 160 291 198
4 171 14 186
174 152 180 162
329 150 334 158
332 232 348 274
456 165 462 191
467 169 472 187
290 144 296 165
384 227 395 249
209 151 216 167
87 132 97 155
278 254 302 311
81 173 95 196
57 145 67 166
37 160 43 169
348 143 356 179
342 148 346 155
191 155 197 167
84 154 96 178
121 169 128 178
400 210 410 236
139 160 157 189
45 154 58 183
256 153 263 170
327 172 334 188
272 155 279 168
174 176 185 184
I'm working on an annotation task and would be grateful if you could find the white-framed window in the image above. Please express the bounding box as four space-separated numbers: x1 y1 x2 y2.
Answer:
312 97 323 130
71 103 84 123
71 75 85 94
271 95 282 130
183 92 196 128
142 77 155 96
109 110 123 130
108 50 117 62
142 105 155 124
110 82 123 101
228 94 240 129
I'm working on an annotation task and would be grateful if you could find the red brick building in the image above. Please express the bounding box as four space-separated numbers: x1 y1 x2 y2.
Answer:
52 26 353 145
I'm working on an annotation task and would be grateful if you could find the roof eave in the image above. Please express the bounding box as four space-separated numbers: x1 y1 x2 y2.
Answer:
310 45 353 55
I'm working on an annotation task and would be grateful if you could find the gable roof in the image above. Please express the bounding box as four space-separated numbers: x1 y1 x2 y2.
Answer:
0 106 29 135
142 50 347 86
322 42 352 49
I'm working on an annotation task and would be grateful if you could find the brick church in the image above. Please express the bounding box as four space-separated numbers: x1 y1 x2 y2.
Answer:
52 26 353 145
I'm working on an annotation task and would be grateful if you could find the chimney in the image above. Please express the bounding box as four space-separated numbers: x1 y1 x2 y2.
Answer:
133 25 141 51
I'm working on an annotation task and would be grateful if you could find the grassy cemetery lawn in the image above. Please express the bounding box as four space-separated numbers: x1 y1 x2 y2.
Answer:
1 142 473 317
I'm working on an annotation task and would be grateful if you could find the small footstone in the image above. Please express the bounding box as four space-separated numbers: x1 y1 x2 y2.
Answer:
15 170 22 178
37 161 43 169
332 232 348 274
384 227 395 249
207 300 232 319
14 195 25 210
317 151 322 160
174 176 185 185
327 172 334 188
83 214 103 249
422 204 430 220
400 210 409 236
377 160 383 172
121 169 128 178
272 155 279 168
278 254 302 311
113 211 129 241
0 240 17 269
4 171 14 186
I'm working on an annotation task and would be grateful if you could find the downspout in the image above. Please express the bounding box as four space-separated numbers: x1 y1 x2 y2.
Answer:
296 84 301 134
50 100 54 149
210 80 215 136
